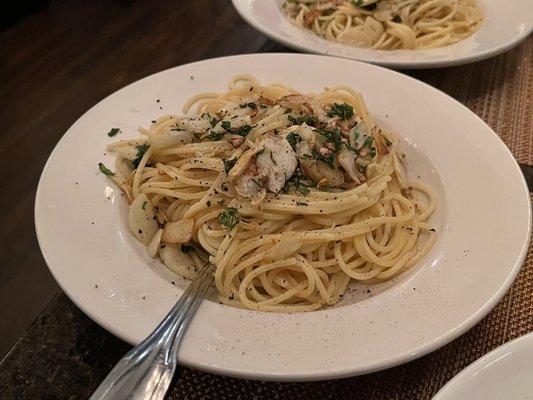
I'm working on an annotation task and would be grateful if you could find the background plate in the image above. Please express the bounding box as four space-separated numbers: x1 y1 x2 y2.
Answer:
433 332 533 400
232 0 533 69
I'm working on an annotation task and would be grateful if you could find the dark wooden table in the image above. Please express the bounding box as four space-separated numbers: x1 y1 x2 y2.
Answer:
0 1 531 399
0 0 268 358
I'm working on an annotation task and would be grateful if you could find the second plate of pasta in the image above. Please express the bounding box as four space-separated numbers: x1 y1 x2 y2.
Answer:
232 0 532 68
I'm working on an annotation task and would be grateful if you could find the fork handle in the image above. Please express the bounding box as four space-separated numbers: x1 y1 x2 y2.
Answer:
90 262 215 400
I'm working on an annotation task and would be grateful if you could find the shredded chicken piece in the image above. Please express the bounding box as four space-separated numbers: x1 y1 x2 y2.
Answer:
234 134 298 197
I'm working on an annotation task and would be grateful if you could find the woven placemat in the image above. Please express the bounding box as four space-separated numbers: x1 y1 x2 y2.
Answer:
408 37 532 166
167 37 533 400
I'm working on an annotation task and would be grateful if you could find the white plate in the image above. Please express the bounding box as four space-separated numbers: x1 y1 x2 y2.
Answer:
433 333 533 400
35 54 531 381
232 0 533 69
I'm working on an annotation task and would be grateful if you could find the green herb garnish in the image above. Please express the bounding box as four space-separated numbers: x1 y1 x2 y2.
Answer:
297 183 310 196
284 169 310 196
234 125 253 136
224 158 237 173
218 207 240 230
221 121 254 137
107 128 120 137
132 144 150 168
206 130 225 141
327 103 354 120
239 102 257 109
221 121 232 132
285 132 302 151
98 162 115 176
288 115 318 127
296 201 308 206
313 128 344 167
363 136 373 148
142 201 148 210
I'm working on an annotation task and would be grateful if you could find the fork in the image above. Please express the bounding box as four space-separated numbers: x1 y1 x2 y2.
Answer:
90 245 215 400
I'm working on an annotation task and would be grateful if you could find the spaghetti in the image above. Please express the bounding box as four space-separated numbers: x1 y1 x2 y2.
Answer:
102 76 437 312
282 0 483 50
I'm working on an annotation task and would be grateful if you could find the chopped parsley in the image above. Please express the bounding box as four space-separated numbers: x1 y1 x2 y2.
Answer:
239 102 257 109
285 132 302 151
210 116 219 127
218 207 240 230
384 137 392 147
297 183 310 196
284 169 310 196
288 115 318 127
132 144 150 168
107 128 120 137
363 136 373 148
224 158 237 173
206 130 225 141
327 103 354 120
234 125 253 136
221 121 254 137
353 127 360 141
314 128 344 167
142 201 148 210
221 121 232 132
296 201 308 206
98 162 115 176
391 15 402 23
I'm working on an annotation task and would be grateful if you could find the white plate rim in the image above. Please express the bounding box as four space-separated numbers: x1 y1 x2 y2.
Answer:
433 332 533 399
34 53 531 381
231 0 533 69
